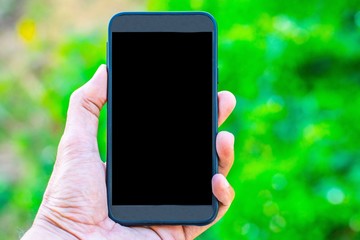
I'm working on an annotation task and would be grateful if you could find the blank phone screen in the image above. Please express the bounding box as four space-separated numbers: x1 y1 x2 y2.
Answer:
111 32 213 205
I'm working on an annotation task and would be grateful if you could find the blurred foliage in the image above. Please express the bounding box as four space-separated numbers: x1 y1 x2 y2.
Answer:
0 0 360 239
150 0 360 239
0 0 108 238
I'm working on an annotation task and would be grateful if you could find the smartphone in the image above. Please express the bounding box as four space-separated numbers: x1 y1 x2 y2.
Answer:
106 11 218 226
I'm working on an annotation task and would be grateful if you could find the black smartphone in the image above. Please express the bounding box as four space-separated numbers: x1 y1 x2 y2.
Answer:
106 11 218 226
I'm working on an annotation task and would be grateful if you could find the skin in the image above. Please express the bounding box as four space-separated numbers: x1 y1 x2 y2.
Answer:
21 64 236 240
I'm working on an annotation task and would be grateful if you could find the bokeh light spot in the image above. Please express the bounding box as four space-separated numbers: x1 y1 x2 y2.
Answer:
350 216 360 232
355 11 360 28
326 187 344 205
269 215 287 233
303 123 330 144
263 200 279 216
272 173 288 191
241 223 260 238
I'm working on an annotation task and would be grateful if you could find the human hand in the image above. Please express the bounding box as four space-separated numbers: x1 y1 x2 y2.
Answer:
21 64 236 240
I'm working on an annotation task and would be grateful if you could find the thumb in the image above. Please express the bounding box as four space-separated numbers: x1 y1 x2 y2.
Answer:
64 64 107 138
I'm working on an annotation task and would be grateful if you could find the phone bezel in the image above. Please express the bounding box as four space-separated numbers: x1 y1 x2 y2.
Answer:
107 11 218 226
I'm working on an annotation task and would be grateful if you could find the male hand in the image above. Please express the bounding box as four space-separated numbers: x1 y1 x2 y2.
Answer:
22 64 236 240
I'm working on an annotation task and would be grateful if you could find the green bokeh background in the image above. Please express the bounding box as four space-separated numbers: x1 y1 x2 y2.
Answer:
1 0 360 239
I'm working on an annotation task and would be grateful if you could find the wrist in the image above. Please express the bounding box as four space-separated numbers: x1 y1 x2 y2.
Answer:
21 218 77 240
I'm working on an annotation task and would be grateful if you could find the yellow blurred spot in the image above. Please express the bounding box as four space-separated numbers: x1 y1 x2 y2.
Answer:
17 19 36 43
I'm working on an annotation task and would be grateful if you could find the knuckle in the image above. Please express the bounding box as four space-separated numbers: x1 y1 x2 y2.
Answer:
69 88 83 104
69 87 101 118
